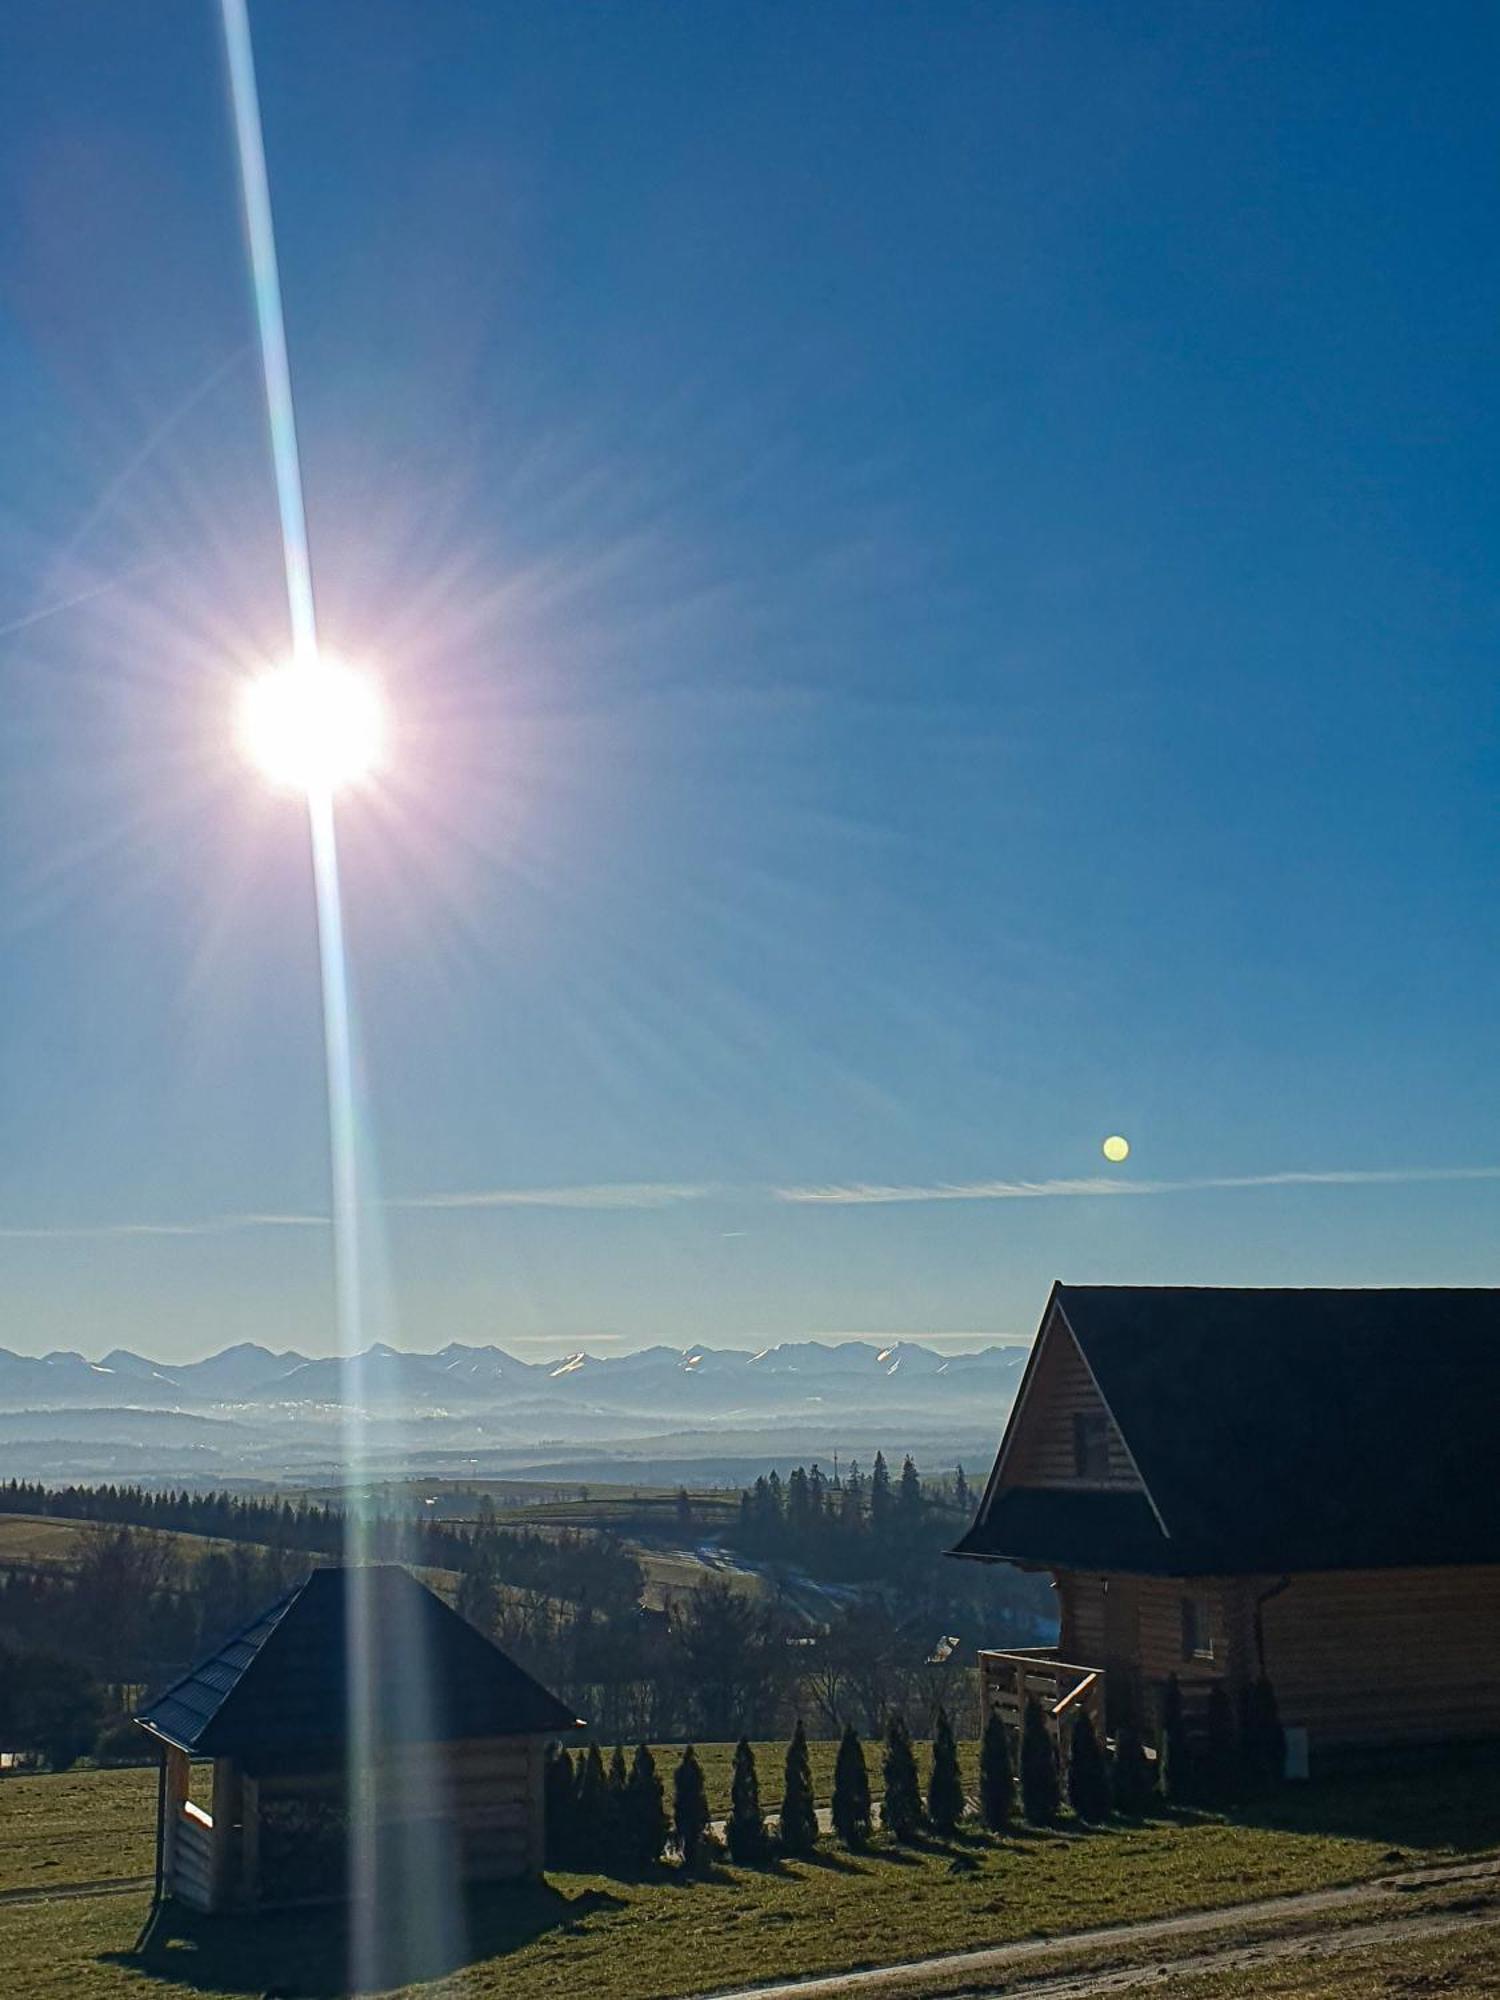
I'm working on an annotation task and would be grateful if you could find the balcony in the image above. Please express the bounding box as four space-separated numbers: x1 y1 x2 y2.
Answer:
979 1647 1105 1739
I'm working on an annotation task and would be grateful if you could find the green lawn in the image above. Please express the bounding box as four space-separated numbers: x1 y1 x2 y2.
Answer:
0 1740 969 1895
5 1751 1500 2000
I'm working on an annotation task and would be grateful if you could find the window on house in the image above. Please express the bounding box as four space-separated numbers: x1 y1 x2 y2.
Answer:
1181 1596 1215 1661
1072 1409 1110 1479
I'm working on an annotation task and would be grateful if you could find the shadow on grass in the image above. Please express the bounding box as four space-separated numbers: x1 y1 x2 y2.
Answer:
793 1847 871 1877
1230 1748 1500 1857
105 1881 626 1998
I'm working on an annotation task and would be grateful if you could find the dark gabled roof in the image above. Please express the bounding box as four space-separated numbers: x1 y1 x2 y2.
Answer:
136 1565 582 1762
954 1284 1500 1575
951 1488 1172 1571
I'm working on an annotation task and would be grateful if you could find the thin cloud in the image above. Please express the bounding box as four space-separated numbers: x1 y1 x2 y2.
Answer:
0 1211 327 1241
773 1165 1500 1205
390 1182 716 1213
5 1164 1498 1242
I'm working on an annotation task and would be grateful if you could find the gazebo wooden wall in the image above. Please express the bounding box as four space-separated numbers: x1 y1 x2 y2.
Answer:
160 1733 551 1913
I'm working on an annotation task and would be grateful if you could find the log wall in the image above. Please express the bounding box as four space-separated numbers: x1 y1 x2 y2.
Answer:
1050 1566 1500 1751
1260 1567 1500 1748
253 1734 548 1899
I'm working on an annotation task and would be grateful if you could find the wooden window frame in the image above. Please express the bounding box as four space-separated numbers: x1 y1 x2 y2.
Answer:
1072 1409 1110 1481
1180 1595 1216 1662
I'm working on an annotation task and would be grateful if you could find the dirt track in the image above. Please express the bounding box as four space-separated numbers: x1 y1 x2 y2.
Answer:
704 1857 1500 2000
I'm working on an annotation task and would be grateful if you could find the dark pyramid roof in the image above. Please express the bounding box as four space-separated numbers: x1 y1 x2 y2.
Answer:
953 1285 1500 1574
136 1565 582 1762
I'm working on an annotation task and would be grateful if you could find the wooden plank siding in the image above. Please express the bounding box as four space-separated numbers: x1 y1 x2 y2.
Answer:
1261 1567 1500 1748
1057 1573 1107 1663
1050 1566 1500 1751
1002 1319 1142 1492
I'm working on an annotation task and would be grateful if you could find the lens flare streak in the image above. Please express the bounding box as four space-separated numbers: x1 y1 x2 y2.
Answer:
218 2 456 1977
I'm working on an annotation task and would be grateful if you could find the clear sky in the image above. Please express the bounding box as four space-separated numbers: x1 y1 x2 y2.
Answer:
2 2 1498 1362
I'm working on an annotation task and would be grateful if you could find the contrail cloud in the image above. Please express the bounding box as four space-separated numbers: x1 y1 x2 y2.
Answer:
773 1165 1500 1205
3 1164 1499 1240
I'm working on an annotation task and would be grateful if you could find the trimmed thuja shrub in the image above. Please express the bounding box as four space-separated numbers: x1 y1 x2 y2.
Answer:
1111 1709 1155 1817
780 1719 820 1856
1243 1674 1286 1789
1020 1697 1061 1824
673 1745 712 1870
979 1709 1015 1832
1203 1681 1241 1802
727 1737 770 1864
1158 1674 1194 1806
832 1724 872 1848
1066 1709 1112 1823
543 1743 576 1866
624 1742 670 1870
576 1742 611 1864
607 1743 630 1846
927 1706 966 1834
882 1713 925 1841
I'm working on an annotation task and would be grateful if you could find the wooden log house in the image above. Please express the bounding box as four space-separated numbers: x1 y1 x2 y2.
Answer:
135 1563 582 1913
951 1284 1500 1762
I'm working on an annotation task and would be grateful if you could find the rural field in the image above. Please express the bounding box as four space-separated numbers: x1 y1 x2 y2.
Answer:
7 1749 1500 1999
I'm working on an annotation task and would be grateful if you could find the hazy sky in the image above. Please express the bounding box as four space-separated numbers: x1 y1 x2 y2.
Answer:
3 3 1498 1361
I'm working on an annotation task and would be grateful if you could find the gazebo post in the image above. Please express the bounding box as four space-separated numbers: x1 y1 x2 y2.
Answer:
210 1758 242 1913
162 1745 189 1892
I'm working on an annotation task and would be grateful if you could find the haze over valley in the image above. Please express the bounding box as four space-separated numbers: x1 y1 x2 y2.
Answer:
0 1336 1026 1487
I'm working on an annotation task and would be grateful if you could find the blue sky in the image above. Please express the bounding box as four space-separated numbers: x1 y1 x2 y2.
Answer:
2 2 1497 1361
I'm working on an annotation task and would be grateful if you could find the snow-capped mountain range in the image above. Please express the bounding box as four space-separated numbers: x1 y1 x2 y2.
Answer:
0 1336 1027 1416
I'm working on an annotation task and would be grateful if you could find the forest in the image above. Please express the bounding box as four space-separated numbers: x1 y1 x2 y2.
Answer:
0 1462 1050 1769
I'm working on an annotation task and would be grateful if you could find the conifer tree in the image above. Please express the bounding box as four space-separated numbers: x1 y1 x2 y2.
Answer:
1158 1673 1193 1806
543 1743 576 1867
607 1743 630 1850
1019 1697 1061 1824
624 1741 670 1870
726 1737 769 1864
870 1452 893 1528
1110 1710 1155 1817
1204 1681 1240 1802
832 1723 872 1848
1066 1710 1112 1822
979 1709 1015 1832
673 1745 711 1870
897 1454 923 1524
575 1742 610 1865
1244 1674 1286 1789
926 1706 966 1833
953 1465 971 1513
881 1713 924 1841
780 1718 819 1855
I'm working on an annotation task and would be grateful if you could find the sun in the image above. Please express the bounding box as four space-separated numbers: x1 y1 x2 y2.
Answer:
237 656 387 794
1102 1134 1131 1164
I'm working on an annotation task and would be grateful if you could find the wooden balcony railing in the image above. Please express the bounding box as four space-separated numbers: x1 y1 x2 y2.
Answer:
979 1647 1106 1741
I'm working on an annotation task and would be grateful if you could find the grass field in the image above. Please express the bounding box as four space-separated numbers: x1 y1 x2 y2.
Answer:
6 1749 1500 1999
0 1514 263 1576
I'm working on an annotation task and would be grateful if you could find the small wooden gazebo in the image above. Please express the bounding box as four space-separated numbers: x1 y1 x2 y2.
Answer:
135 1563 582 1913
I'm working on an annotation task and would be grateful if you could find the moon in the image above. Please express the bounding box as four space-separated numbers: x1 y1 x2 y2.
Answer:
1102 1134 1130 1164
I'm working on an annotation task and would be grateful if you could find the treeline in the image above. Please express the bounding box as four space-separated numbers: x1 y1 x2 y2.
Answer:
0 1468 1048 1769
727 1454 973 1583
